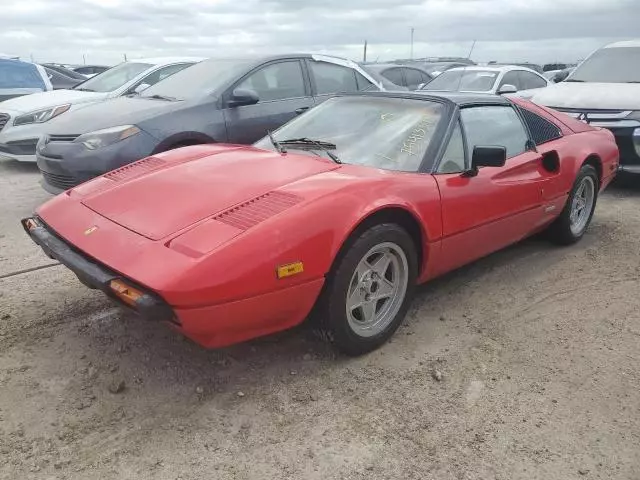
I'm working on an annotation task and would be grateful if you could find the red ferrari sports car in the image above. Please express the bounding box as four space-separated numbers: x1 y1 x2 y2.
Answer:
23 92 618 355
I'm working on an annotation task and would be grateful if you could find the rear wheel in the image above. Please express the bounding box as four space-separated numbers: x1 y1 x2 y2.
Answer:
315 223 418 356
546 164 598 245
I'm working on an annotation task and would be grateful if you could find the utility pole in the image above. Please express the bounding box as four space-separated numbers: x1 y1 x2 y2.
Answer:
82 54 86 65
363 40 368 63
124 53 127 61
410 27 415 59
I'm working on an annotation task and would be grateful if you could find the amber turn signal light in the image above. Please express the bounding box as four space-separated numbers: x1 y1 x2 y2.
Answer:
25 218 39 231
109 279 143 306
276 261 304 279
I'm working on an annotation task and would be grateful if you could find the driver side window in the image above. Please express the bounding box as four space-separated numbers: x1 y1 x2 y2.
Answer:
437 122 466 173
499 71 521 90
236 61 306 102
460 106 529 160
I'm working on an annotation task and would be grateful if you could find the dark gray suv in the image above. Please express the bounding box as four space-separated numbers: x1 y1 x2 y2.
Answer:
36 54 383 193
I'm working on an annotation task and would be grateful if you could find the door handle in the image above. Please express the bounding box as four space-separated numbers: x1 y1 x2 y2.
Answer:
295 107 309 115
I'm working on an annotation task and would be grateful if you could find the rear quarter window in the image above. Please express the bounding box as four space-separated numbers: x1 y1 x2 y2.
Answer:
518 107 563 145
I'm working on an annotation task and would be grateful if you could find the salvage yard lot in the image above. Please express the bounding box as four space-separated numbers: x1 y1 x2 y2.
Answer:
1 158 639 480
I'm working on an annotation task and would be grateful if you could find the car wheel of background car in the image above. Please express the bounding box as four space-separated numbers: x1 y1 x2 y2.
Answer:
315 223 418 356
546 164 599 245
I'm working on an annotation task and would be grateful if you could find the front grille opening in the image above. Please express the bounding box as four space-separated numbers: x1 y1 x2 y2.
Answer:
48 134 80 142
41 171 78 190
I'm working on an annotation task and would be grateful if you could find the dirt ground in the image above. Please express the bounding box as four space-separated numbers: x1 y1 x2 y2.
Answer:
1 158 639 480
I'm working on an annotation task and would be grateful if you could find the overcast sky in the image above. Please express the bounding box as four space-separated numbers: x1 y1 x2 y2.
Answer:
2 0 637 66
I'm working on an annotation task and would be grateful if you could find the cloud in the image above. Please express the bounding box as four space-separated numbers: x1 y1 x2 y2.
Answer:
0 0 636 65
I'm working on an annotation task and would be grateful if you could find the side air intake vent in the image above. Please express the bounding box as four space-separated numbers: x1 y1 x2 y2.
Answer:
104 157 166 182
214 191 302 231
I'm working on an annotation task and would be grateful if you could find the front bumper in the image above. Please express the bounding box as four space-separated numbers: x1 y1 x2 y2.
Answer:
551 108 640 175
0 120 43 163
21 216 173 322
36 130 159 194
609 127 640 175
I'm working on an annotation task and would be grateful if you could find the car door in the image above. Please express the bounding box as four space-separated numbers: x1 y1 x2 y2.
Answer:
433 104 552 274
223 59 313 144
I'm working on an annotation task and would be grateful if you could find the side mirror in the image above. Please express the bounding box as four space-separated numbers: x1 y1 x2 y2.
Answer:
133 83 151 94
497 84 518 95
472 146 506 168
228 88 259 107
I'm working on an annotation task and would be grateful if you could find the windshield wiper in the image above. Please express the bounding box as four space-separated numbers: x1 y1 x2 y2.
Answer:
143 94 178 101
73 87 95 92
268 130 285 154
278 137 342 164
564 79 584 82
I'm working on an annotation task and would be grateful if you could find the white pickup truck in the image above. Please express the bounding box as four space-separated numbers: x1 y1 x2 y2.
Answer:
530 40 640 176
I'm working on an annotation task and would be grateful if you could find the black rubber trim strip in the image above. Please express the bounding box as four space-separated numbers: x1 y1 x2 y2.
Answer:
21 217 174 322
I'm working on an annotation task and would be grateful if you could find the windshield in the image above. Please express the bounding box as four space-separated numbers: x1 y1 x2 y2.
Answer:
75 62 151 92
422 69 498 92
569 47 640 83
254 96 444 172
140 59 252 100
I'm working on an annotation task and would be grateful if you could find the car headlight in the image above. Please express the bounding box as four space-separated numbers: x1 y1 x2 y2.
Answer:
627 112 640 156
74 125 141 150
13 104 71 126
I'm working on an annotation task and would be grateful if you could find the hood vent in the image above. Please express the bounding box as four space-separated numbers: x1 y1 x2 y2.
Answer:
214 191 302 231
104 157 166 182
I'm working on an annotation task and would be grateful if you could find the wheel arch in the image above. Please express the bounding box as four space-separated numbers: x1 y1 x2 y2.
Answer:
582 154 602 187
152 131 216 154
332 206 427 278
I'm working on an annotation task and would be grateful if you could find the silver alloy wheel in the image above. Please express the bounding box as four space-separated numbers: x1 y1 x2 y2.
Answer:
345 242 409 338
569 176 596 236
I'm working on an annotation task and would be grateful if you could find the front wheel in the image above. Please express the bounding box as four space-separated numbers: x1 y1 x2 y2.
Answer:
546 164 599 245
315 223 418 356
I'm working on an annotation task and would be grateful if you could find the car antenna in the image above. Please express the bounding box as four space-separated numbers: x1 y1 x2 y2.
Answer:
455 39 477 92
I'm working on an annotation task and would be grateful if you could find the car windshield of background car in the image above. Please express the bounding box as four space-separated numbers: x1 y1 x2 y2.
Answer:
568 47 640 83
422 70 498 92
140 59 253 101
254 96 444 172
75 62 151 92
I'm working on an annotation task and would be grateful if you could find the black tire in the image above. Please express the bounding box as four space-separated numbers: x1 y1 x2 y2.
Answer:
546 164 599 245
314 223 418 356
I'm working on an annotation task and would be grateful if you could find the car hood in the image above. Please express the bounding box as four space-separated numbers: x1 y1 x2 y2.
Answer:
76 145 341 240
0 89 106 115
46 96 183 135
531 82 640 110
